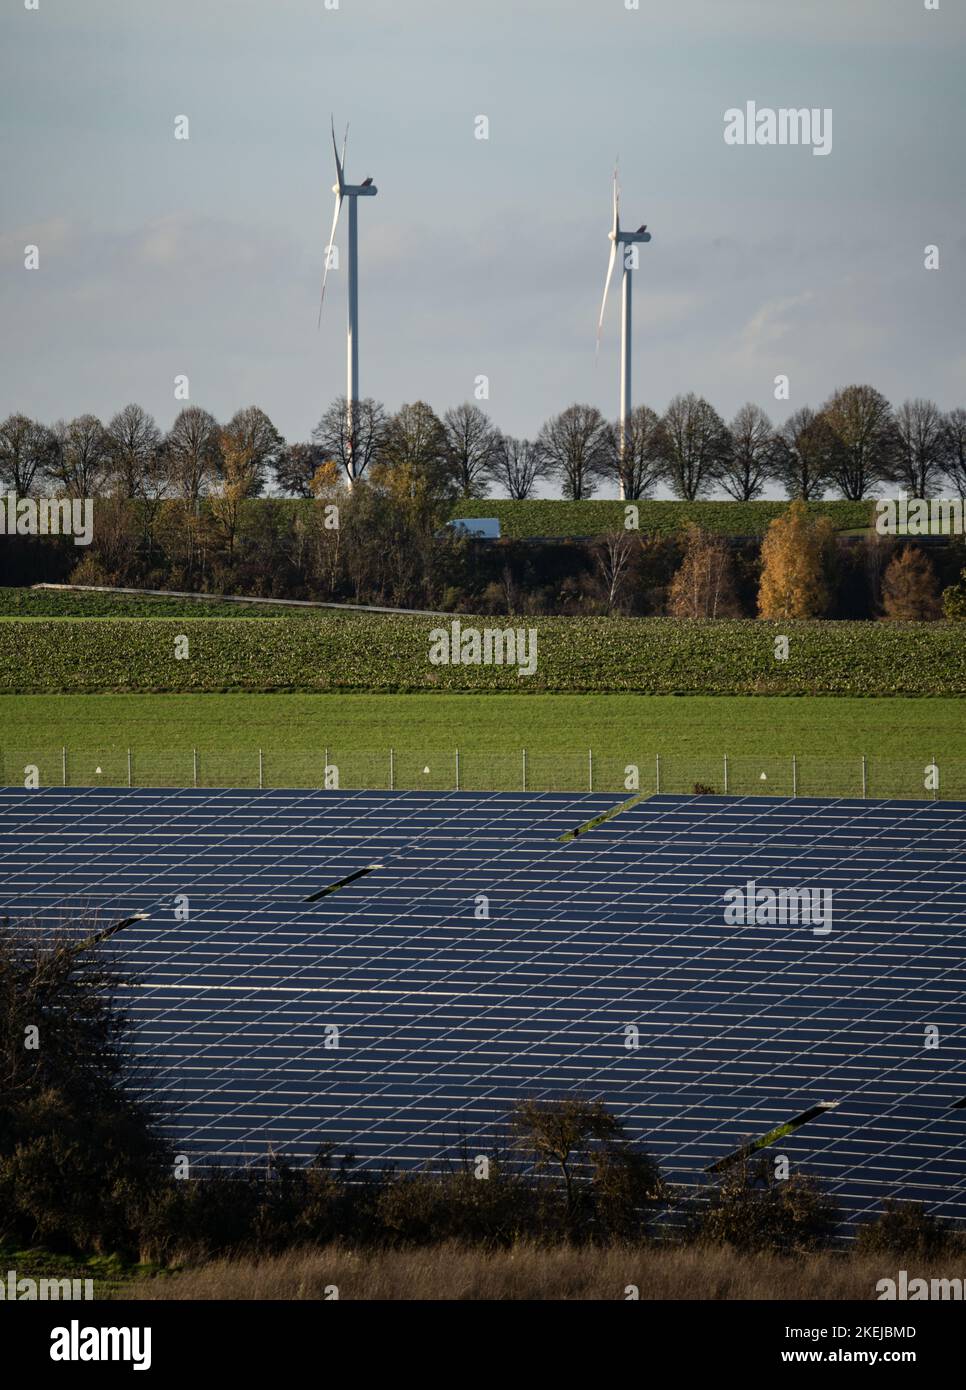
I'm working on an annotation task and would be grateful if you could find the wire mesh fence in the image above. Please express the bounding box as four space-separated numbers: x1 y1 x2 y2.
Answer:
1 748 962 801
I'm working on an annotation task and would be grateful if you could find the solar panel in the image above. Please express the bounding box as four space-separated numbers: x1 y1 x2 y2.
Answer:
2 788 964 1229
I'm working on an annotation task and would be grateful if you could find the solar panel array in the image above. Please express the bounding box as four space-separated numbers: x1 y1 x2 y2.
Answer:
2 786 964 1229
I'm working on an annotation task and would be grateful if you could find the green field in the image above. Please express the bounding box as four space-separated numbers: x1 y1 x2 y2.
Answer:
3 693 963 799
444 497 872 537
0 587 317 619
3 614 963 695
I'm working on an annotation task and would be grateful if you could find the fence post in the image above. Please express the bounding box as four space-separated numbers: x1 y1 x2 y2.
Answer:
588 748 593 793
792 755 798 798
192 748 198 789
655 753 661 795
723 754 729 795
62 747 67 787
861 754 867 799
389 747 395 792
258 748 264 790
127 748 132 788
522 748 527 793
455 748 461 791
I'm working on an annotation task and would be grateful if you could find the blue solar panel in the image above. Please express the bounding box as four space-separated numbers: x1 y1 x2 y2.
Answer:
2 787 964 1229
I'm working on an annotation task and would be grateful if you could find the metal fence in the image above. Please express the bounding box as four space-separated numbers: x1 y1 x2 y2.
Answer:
1 748 962 801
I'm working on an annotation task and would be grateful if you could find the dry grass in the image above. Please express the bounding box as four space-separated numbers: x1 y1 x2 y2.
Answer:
122 1243 941 1301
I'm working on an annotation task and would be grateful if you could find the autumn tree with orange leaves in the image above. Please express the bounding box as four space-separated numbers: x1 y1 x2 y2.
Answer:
757 500 835 619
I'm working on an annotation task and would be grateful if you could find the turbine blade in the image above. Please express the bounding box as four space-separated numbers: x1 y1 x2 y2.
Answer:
318 190 343 327
596 239 618 354
613 166 620 237
331 115 345 193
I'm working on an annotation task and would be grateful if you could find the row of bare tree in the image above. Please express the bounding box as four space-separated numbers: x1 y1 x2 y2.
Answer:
2 387 965 505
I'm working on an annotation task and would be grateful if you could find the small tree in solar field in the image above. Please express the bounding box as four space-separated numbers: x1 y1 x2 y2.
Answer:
855 1199 959 1258
695 1155 839 1254
511 1097 663 1238
591 1142 668 1241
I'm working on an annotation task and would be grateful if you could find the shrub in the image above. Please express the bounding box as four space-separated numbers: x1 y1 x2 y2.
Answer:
854 1200 960 1259
693 1158 839 1254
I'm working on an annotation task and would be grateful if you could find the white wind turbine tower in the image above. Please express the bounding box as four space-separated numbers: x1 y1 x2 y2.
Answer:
597 166 651 500
319 117 378 483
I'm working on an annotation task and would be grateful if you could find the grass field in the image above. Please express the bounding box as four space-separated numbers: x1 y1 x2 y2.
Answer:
120 1242 939 1301
3 692 964 798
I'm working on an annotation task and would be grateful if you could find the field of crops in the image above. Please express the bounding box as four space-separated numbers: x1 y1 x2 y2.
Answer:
0 587 316 618
443 498 872 537
1 613 962 696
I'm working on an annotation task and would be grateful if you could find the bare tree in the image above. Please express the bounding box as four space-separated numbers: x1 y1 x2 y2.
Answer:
442 402 498 498
312 396 388 485
772 406 833 500
164 406 222 503
0 414 56 496
49 415 111 498
718 403 776 501
105 403 162 499
487 435 549 499
941 408 966 498
274 442 324 497
820 384 895 500
668 523 741 618
657 393 731 501
537 404 611 500
593 530 636 612
884 398 946 498
604 404 664 500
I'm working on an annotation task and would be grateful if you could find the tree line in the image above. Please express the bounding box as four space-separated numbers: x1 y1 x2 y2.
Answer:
3 385 966 505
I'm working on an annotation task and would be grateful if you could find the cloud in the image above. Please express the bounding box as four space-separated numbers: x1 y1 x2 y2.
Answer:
740 291 816 351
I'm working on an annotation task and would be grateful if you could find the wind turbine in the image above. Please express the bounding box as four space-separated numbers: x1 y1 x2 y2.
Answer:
597 166 651 500
319 117 378 483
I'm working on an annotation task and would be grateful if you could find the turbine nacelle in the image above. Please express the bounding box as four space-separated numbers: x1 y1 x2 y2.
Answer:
597 166 652 346
319 117 378 328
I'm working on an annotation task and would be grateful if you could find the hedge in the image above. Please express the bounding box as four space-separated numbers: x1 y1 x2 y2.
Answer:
1 616 962 695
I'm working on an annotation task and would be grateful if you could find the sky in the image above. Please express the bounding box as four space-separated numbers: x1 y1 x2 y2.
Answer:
1 0 964 498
